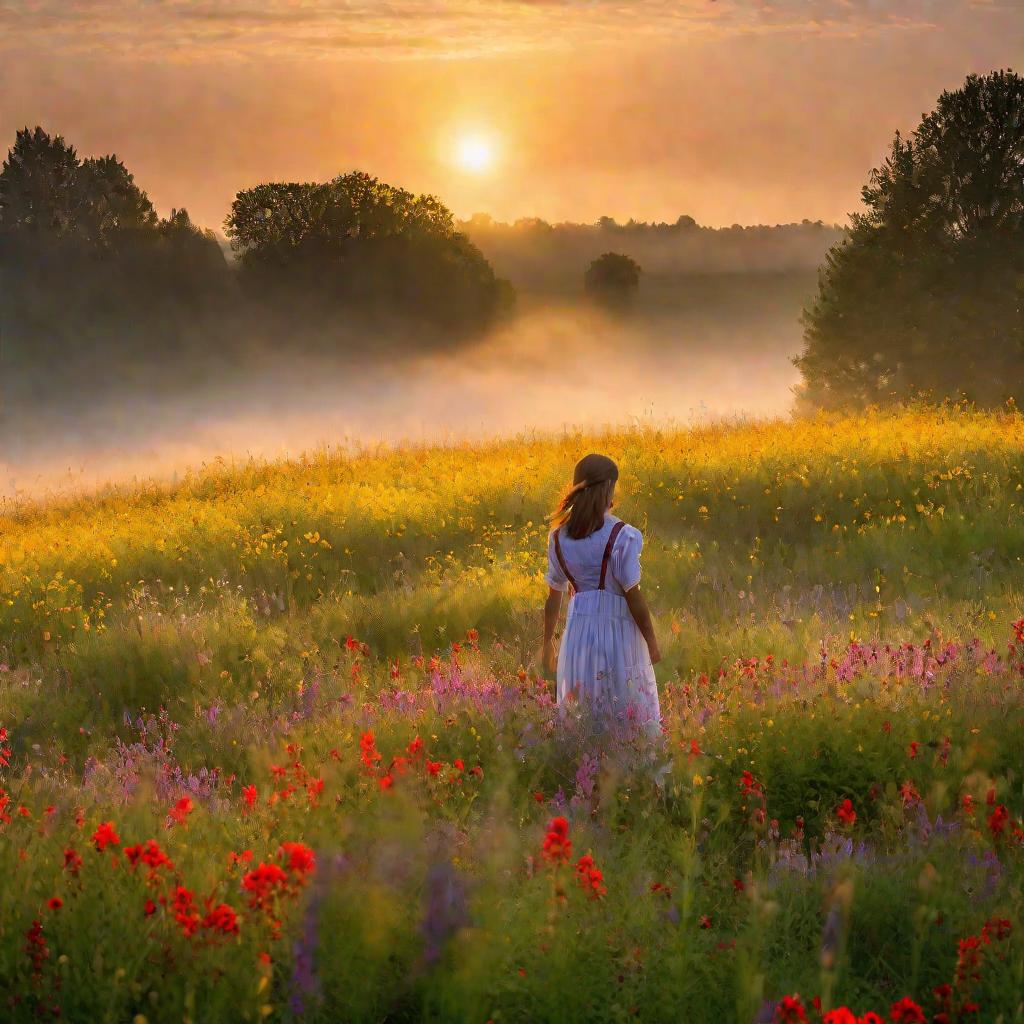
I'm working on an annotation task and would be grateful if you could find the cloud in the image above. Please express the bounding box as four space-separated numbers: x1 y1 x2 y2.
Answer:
0 0 993 61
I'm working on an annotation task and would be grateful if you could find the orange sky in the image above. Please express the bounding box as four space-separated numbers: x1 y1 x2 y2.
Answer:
1 1 1021 231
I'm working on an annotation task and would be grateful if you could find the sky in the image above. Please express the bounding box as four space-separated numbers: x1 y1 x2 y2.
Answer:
1 1 1022 231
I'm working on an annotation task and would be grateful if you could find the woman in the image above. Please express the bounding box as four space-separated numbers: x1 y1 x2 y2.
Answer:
541 453 662 738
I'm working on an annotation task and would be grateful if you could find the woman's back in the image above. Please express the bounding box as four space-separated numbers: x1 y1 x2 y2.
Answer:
545 515 643 597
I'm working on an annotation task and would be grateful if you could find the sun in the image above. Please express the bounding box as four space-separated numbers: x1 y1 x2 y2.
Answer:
455 134 496 174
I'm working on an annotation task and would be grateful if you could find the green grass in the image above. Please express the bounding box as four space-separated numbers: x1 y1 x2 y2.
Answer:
2 406 1024 1022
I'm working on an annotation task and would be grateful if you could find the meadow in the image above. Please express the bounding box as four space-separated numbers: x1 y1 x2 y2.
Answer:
2 406 1024 1023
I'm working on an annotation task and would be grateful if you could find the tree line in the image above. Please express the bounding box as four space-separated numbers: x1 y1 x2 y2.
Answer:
798 69 1024 409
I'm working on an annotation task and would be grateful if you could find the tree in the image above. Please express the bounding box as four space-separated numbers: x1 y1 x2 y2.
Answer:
0 127 81 235
584 252 641 308
225 171 513 334
797 70 1024 409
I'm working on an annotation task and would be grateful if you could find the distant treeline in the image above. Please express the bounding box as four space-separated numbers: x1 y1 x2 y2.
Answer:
0 126 840 419
462 214 844 292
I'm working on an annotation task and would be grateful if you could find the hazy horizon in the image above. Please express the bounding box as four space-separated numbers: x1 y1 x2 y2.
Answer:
3 2 1021 232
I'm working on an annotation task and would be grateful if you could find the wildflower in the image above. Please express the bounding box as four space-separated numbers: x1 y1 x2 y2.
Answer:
92 821 120 852
453 759 465 772
987 804 1009 838
961 794 975 816
888 997 926 1023
25 919 48 980
982 917 1011 942
124 840 173 876
63 847 83 875
241 863 289 911
733 878 745 894
898 781 920 806
359 732 382 771
774 994 808 1023
739 770 763 798
822 1010 857 1024
426 760 442 777
144 899 157 917
279 842 316 881
46 897 63 911
172 886 200 937
202 902 240 936
836 799 857 827
542 817 572 864
169 796 193 825
407 736 424 758
242 784 258 810
574 854 606 899
699 914 712 929
379 773 394 791
907 741 919 759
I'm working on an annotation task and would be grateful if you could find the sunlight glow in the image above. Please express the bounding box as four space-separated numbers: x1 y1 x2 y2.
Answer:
455 134 496 174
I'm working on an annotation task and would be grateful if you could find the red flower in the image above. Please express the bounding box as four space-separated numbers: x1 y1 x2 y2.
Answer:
574 854 606 899
63 847 83 875
169 796 193 825
124 839 174 876
907 741 919 759
888 997 926 1023
699 914 712 929
836 799 857 827
739 770 763 798
982 917 1012 942
279 842 316 880
144 899 157 917
379 773 394 791
241 863 289 911
407 736 424 758
774 994 808 1023
241 785 258 809
542 817 573 864
171 886 200 937
202 902 240 936
46 897 62 911
359 731 382 770
453 759 465 772
988 804 1009 838
426 760 442 777
822 1010 857 1024
91 821 120 852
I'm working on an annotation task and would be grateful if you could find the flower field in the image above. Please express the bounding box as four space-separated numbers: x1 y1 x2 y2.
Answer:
3 407 1024 1022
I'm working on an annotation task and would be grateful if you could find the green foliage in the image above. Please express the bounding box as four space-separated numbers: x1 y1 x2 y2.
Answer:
798 70 1024 409
584 251 641 308
1 412 1024 1021
226 171 514 335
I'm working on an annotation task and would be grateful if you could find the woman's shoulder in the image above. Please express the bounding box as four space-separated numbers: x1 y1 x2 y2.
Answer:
610 517 642 540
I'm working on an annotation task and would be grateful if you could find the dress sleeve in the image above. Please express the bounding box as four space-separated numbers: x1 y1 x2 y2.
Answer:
610 525 643 591
545 531 570 592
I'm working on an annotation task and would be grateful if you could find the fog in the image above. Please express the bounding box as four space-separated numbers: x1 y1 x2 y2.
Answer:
0 301 800 501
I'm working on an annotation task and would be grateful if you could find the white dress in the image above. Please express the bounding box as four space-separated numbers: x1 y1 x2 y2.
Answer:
545 516 661 738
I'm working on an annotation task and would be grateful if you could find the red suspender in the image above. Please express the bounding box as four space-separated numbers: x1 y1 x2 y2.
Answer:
599 521 626 591
552 529 578 594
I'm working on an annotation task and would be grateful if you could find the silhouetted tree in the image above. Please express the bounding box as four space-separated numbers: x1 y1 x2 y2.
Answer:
226 171 513 334
797 70 1024 409
584 252 641 308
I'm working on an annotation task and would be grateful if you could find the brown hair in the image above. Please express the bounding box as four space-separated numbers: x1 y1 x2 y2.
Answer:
550 453 619 540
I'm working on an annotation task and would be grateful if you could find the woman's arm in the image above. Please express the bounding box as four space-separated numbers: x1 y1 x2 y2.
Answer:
624 585 662 664
542 587 563 675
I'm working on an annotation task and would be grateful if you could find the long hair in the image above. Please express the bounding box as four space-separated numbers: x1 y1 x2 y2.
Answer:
550 453 619 540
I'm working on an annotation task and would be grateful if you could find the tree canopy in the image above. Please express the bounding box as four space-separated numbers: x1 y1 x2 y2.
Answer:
584 252 642 308
225 172 513 334
797 70 1024 409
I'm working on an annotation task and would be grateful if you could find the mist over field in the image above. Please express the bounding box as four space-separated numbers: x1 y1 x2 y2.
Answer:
0 285 805 499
